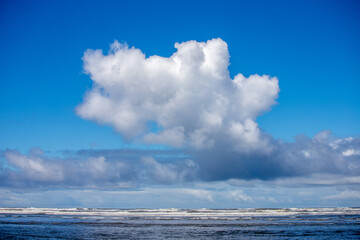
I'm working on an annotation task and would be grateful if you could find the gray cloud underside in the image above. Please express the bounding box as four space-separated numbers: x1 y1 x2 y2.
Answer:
197 131 360 181
1 131 359 189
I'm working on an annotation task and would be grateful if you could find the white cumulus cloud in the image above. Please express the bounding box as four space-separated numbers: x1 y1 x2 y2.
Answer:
77 38 279 150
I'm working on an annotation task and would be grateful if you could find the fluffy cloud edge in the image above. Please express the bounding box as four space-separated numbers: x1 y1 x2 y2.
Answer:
76 38 279 151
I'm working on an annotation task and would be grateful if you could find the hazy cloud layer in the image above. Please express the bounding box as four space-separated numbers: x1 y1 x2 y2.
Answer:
0 179 359 209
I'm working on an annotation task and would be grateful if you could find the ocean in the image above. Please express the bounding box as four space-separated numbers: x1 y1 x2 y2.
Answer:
0 207 359 239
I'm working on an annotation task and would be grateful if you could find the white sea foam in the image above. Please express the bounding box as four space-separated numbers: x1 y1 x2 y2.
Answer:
1 207 359 239
0 207 359 220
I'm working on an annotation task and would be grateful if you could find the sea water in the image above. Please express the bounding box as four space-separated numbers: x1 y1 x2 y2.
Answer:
0 207 359 239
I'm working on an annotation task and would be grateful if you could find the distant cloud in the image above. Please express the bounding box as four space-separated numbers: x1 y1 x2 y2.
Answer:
322 190 360 200
228 190 253 203
0 148 196 188
1 131 359 189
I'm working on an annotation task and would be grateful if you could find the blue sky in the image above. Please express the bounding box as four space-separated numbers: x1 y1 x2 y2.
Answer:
0 0 360 208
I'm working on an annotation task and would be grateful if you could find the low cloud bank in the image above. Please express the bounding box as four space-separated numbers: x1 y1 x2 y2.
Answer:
0 148 196 188
196 131 360 181
1 131 359 188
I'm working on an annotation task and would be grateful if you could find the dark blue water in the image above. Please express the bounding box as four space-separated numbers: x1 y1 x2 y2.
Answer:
0 208 359 239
